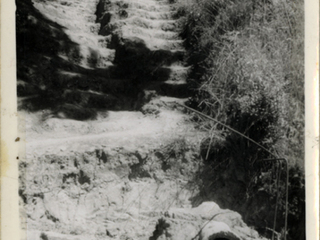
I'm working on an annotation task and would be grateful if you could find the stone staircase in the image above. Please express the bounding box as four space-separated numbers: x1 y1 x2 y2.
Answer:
29 0 190 112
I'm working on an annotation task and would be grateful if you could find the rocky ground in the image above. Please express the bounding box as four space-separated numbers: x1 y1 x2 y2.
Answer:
18 0 269 239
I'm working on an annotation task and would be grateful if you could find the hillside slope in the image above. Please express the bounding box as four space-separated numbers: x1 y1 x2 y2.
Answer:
17 0 270 239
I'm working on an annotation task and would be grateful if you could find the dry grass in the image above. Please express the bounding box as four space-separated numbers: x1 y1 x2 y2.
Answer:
178 0 305 239
180 0 304 167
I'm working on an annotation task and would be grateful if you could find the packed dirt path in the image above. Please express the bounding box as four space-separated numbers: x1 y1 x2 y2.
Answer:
18 0 268 239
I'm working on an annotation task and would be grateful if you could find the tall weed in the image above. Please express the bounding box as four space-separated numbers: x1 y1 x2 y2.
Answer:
180 0 304 166
179 0 304 239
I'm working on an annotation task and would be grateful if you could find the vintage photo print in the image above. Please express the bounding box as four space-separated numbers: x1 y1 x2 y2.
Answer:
1 0 318 239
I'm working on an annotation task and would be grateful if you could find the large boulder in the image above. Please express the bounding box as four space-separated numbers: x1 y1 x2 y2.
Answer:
151 202 268 240
199 221 240 240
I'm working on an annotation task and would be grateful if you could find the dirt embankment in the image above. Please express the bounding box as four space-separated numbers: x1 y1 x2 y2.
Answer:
20 141 266 240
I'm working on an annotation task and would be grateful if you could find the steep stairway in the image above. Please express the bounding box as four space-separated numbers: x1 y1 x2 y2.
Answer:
21 0 190 114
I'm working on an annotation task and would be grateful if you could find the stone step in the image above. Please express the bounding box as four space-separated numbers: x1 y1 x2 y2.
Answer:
164 65 189 81
55 70 138 95
125 64 187 82
126 1 172 13
100 24 185 51
102 1 173 14
51 56 117 77
118 26 180 40
115 17 180 31
125 8 176 20
121 33 184 50
146 80 191 99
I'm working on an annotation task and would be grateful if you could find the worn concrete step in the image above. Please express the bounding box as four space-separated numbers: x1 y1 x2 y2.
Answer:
114 17 180 31
126 2 172 12
146 80 191 98
125 8 176 20
119 26 180 40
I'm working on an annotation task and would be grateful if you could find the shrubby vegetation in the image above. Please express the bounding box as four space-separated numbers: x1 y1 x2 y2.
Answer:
175 0 304 239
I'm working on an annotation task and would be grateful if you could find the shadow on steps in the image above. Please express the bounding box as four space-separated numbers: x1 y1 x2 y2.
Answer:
17 0 190 120
16 0 142 120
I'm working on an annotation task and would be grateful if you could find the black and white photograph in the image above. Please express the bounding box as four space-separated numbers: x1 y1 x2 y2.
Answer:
2 0 316 239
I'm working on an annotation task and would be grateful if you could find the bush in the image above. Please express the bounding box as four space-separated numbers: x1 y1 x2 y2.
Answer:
183 0 303 164
179 0 304 239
